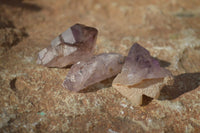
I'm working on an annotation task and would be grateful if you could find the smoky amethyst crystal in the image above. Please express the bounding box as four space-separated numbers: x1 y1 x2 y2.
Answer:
63 53 124 92
37 24 98 67
112 43 173 106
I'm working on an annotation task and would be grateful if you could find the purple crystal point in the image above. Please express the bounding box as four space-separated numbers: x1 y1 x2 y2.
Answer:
112 43 173 106
63 53 124 92
37 24 98 67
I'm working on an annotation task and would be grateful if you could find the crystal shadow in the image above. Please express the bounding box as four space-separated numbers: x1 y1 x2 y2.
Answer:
79 76 115 93
154 58 171 67
159 72 200 100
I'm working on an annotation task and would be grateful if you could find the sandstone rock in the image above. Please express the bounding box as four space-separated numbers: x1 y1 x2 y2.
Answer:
37 24 98 67
63 53 124 92
1 0 200 132
112 43 173 105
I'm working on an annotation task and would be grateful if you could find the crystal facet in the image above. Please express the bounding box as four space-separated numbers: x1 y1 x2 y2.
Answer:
112 43 173 106
63 53 124 92
37 24 98 67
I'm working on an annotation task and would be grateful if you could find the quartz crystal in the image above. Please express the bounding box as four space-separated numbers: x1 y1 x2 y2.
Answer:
37 24 98 67
63 53 124 92
112 43 173 106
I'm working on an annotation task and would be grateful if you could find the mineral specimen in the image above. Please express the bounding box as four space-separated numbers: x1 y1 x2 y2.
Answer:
112 43 173 106
37 24 98 67
63 53 124 92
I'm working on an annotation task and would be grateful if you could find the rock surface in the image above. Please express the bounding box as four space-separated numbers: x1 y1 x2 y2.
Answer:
37 24 98 67
0 0 200 132
63 53 124 92
113 43 173 105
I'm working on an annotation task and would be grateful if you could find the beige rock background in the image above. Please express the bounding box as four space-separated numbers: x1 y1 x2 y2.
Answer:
0 0 200 132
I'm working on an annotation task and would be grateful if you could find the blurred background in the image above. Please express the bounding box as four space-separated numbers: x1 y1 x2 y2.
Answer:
0 0 200 132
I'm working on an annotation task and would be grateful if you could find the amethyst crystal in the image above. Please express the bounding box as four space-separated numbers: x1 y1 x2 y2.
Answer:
63 53 124 92
37 24 98 67
112 43 173 105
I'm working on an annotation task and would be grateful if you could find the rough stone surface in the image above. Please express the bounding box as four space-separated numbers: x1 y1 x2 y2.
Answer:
0 0 200 132
37 23 98 68
63 53 124 92
113 43 173 105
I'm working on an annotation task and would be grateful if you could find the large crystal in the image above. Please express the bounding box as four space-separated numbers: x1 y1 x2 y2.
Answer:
63 53 124 92
37 24 98 67
112 43 173 106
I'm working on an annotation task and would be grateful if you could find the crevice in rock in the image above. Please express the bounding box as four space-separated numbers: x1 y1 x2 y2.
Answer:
0 0 42 12
10 78 17 92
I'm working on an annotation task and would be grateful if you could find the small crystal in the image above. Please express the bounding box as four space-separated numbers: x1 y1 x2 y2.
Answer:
63 53 124 92
112 43 173 106
37 24 98 67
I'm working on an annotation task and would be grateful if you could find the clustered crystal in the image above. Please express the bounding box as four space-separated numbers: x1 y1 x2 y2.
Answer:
37 24 173 106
